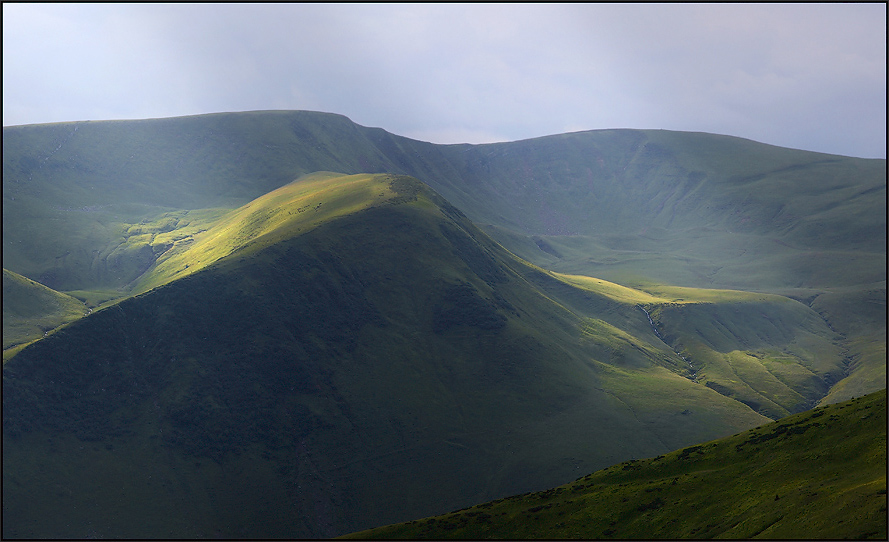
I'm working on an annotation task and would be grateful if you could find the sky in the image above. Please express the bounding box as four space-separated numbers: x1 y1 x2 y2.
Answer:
3 3 886 158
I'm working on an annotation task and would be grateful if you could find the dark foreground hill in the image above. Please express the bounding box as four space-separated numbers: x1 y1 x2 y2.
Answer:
346 389 887 540
3 174 775 538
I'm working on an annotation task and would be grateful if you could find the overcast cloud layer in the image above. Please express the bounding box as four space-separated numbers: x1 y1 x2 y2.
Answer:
3 3 886 158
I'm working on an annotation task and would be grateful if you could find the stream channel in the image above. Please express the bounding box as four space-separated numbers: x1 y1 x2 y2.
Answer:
638 305 698 382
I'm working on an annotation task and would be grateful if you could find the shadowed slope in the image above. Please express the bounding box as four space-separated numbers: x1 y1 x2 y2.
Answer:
3 175 771 538
345 389 887 540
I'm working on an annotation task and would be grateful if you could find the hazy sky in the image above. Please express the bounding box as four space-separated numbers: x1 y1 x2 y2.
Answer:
3 3 886 158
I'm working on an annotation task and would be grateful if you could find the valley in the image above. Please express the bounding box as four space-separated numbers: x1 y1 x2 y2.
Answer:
2 111 885 538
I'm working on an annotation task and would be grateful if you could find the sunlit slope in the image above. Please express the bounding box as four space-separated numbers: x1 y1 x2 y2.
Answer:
346 389 886 540
538 271 848 418
133 172 410 292
5 113 883 296
4 114 884 385
3 177 772 538
2 269 88 358
2 111 406 292
0 171 422 356
571 273 884 409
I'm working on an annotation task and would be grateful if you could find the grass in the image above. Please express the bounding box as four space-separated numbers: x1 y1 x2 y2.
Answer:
2 111 405 294
539 268 848 419
344 388 887 540
2 112 885 536
5 114 883 298
646 298 844 418
4 114 883 382
2 177 776 538
2 269 88 358
132 172 410 292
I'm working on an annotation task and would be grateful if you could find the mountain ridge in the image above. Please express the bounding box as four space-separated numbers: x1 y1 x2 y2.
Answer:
5 111 883 291
2 111 885 537
4 173 778 538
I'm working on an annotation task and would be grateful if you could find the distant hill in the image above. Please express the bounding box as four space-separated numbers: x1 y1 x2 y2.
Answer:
4 112 884 292
346 389 887 540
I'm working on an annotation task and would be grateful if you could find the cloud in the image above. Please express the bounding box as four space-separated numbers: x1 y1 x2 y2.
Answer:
2 3 885 158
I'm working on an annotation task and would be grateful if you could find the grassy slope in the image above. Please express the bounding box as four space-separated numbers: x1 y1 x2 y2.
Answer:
132 172 404 293
1 113 883 533
3 175 774 538
4 114 883 295
429 129 885 403
1 111 401 292
550 273 847 418
4 115 882 402
2 269 88 357
439 129 886 285
345 389 887 540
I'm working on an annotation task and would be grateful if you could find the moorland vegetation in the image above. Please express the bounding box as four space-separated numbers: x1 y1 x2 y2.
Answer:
2 111 885 538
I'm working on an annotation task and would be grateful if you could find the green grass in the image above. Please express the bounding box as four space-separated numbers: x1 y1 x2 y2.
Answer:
132 172 411 292
538 269 847 419
434 129 884 287
2 269 88 358
2 178 775 538
344 389 887 540
2 113 885 537
4 115 883 380
2 111 405 294
5 114 883 297
647 297 844 418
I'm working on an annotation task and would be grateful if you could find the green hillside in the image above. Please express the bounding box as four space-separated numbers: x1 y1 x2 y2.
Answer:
2 111 397 292
346 389 887 540
4 113 884 295
2 268 88 358
2 112 885 537
443 129 885 288
131 172 409 293
548 273 847 418
4 174 779 538
3 112 883 398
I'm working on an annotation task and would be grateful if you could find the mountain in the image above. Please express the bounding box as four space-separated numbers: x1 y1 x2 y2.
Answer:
3 173 780 538
3 111 884 401
346 389 886 540
4 111 884 293
2 111 885 537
